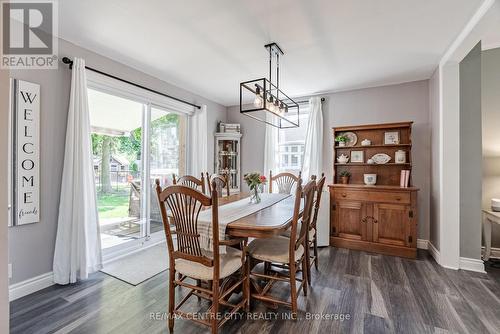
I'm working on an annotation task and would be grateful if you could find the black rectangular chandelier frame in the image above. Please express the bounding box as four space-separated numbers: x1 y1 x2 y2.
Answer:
239 42 300 129
239 77 300 129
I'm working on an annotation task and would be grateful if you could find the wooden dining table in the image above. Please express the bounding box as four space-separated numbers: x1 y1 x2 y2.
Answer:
216 192 303 239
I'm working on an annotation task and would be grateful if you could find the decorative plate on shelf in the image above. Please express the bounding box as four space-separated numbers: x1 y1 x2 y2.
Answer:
343 132 358 147
371 153 391 164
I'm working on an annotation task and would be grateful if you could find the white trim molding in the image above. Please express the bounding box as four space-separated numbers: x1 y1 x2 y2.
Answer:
481 246 500 259
86 70 196 116
435 0 496 272
428 242 441 266
9 272 54 301
417 239 429 250
459 257 486 273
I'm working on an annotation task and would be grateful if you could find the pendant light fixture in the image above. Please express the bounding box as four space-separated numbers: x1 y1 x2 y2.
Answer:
239 42 299 128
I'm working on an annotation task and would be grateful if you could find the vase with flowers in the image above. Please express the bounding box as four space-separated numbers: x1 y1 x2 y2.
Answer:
244 172 267 204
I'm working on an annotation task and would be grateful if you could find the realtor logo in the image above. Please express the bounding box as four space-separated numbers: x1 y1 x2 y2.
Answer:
1 0 58 69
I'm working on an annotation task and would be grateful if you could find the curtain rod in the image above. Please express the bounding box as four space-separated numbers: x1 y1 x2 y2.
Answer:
61 57 201 110
295 97 326 104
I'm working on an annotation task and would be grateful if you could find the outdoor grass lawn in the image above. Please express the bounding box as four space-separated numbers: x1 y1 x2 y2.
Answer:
97 186 130 220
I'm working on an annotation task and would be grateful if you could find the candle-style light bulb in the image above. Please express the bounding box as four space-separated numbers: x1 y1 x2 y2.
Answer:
253 86 263 108
273 99 280 115
267 95 274 112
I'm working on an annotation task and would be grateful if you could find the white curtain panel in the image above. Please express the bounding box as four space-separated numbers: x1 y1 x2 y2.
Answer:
189 105 208 178
301 96 324 181
53 58 102 285
264 113 279 181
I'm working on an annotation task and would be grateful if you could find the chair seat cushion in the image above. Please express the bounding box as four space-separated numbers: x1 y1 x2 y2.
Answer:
174 247 242 280
247 236 304 264
309 228 316 240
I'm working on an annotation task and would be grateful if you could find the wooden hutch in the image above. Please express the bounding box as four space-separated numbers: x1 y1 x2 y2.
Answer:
329 122 419 258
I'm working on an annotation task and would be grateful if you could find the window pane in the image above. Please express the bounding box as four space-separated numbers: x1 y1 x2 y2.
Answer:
278 108 309 173
88 88 145 250
149 107 186 233
150 107 186 188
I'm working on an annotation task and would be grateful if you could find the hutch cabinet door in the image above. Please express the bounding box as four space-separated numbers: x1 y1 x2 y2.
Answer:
372 203 410 247
334 201 368 241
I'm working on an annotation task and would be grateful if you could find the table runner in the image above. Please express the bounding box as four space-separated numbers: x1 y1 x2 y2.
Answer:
198 193 289 253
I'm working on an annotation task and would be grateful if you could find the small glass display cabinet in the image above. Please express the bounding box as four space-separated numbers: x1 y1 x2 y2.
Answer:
214 132 242 192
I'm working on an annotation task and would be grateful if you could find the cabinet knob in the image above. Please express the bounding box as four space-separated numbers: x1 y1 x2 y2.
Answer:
396 197 401 201
341 193 347 198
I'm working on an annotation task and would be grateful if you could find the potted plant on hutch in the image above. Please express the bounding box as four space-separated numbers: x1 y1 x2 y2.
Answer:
339 170 351 184
335 134 348 147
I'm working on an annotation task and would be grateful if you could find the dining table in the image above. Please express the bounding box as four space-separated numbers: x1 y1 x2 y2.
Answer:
215 192 303 240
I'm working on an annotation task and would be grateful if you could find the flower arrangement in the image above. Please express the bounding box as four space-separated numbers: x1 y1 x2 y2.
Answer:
243 172 267 203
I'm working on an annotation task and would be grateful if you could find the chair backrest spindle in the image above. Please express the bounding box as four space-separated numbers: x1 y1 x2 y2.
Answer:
172 173 206 194
269 170 301 194
205 173 230 197
155 179 219 268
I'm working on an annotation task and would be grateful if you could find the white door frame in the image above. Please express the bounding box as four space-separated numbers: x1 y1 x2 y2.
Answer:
435 0 496 269
86 71 193 260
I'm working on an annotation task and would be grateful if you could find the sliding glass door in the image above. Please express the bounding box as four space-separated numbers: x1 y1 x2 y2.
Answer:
148 107 187 234
87 88 186 252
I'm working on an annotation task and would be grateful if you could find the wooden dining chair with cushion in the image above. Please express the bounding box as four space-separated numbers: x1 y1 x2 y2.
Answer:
245 178 316 316
305 173 326 285
155 180 248 334
205 173 230 197
269 170 301 194
172 173 206 194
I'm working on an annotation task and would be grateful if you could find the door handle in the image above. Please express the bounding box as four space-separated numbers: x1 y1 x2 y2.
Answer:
362 216 377 223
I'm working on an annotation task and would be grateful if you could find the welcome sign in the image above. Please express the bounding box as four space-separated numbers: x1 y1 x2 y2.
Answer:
13 80 40 225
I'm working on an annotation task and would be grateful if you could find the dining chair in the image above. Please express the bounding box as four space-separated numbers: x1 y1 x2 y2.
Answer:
269 170 301 194
155 179 248 334
206 173 230 197
305 173 326 285
246 178 316 316
172 173 206 194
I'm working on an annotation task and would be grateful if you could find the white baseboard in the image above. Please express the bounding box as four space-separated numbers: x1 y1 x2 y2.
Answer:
9 234 167 302
428 241 441 265
481 246 500 259
459 257 486 273
9 271 54 301
417 239 428 250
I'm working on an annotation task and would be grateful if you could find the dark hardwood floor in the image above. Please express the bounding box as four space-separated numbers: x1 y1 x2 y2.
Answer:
10 248 500 334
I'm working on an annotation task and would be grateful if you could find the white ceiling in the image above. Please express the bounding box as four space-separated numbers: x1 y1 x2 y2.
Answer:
59 0 484 106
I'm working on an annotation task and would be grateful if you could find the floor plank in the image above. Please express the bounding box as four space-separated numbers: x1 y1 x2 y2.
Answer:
10 248 500 334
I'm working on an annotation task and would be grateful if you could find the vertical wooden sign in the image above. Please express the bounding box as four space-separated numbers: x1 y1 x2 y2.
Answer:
13 80 40 225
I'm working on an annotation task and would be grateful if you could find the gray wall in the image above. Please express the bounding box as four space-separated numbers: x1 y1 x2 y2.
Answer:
0 68 10 331
429 69 440 250
459 42 482 260
482 47 500 248
228 80 431 241
226 105 266 192
8 38 227 284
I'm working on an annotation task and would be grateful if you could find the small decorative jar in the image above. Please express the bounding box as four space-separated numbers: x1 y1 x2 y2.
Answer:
395 150 406 164
364 174 377 185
